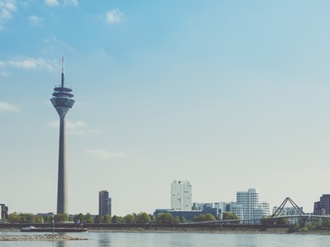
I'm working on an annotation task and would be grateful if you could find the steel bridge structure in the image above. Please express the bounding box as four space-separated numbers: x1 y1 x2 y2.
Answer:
185 197 330 226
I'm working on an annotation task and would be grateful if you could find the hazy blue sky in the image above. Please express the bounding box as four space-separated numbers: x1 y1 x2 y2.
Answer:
1 0 330 216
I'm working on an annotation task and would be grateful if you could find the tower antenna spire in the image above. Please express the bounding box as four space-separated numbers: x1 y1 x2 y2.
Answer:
61 56 65 87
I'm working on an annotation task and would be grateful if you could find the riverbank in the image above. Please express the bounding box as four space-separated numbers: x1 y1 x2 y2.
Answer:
87 227 330 235
0 234 87 241
89 227 289 234
2 223 330 236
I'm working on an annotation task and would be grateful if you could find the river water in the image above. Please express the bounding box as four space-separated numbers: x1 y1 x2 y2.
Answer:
0 231 329 247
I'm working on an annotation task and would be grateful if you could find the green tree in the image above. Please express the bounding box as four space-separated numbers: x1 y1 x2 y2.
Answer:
322 218 330 229
136 212 151 224
8 212 20 223
85 213 94 223
94 215 104 223
111 215 124 224
307 218 322 230
7 213 44 223
193 214 204 222
173 216 180 224
204 213 216 221
103 215 112 223
54 213 70 223
74 213 85 223
223 212 239 221
111 215 119 223
36 215 43 223
18 213 28 222
193 214 216 222
43 215 54 223
27 214 43 223
179 216 186 223
156 213 176 225
124 214 136 224
150 215 156 223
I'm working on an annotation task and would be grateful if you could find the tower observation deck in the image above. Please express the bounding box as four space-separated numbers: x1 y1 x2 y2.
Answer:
50 57 75 214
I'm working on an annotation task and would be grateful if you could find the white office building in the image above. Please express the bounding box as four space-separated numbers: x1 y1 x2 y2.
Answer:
236 188 269 224
171 180 192 211
229 202 244 221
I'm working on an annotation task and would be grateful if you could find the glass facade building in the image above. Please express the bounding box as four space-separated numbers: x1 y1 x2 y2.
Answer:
99 190 112 216
314 194 330 215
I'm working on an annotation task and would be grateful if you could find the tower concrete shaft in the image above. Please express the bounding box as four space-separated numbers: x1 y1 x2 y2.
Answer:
50 58 75 214
56 114 67 214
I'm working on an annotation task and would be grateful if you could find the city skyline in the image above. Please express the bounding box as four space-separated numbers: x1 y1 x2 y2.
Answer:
1 1 330 216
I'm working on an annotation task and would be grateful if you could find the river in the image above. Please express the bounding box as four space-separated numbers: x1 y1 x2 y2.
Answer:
0 231 329 247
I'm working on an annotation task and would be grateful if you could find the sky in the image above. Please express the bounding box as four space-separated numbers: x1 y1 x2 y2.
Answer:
1 0 330 216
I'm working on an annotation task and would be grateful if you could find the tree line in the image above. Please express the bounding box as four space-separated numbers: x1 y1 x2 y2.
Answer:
5 212 225 224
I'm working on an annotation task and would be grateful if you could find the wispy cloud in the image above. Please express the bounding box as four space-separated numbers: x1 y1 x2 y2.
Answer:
29 15 42 26
106 8 123 24
49 120 101 135
49 120 86 128
0 57 56 75
66 120 87 128
85 149 125 159
0 60 7 77
7 57 56 71
49 121 58 128
44 0 59 6
0 101 19 112
45 0 78 7
64 0 78 6
1 70 9 77
0 0 17 30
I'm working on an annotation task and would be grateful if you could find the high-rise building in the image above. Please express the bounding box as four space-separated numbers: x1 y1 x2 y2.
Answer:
50 57 75 214
314 194 330 215
236 188 269 223
0 204 8 221
229 202 244 221
99 190 112 216
171 180 192 211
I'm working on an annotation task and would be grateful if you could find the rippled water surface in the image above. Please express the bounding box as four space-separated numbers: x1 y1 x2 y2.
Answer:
1 231 329 247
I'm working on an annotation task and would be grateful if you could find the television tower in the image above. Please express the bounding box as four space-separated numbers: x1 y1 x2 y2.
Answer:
50 57 75 214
